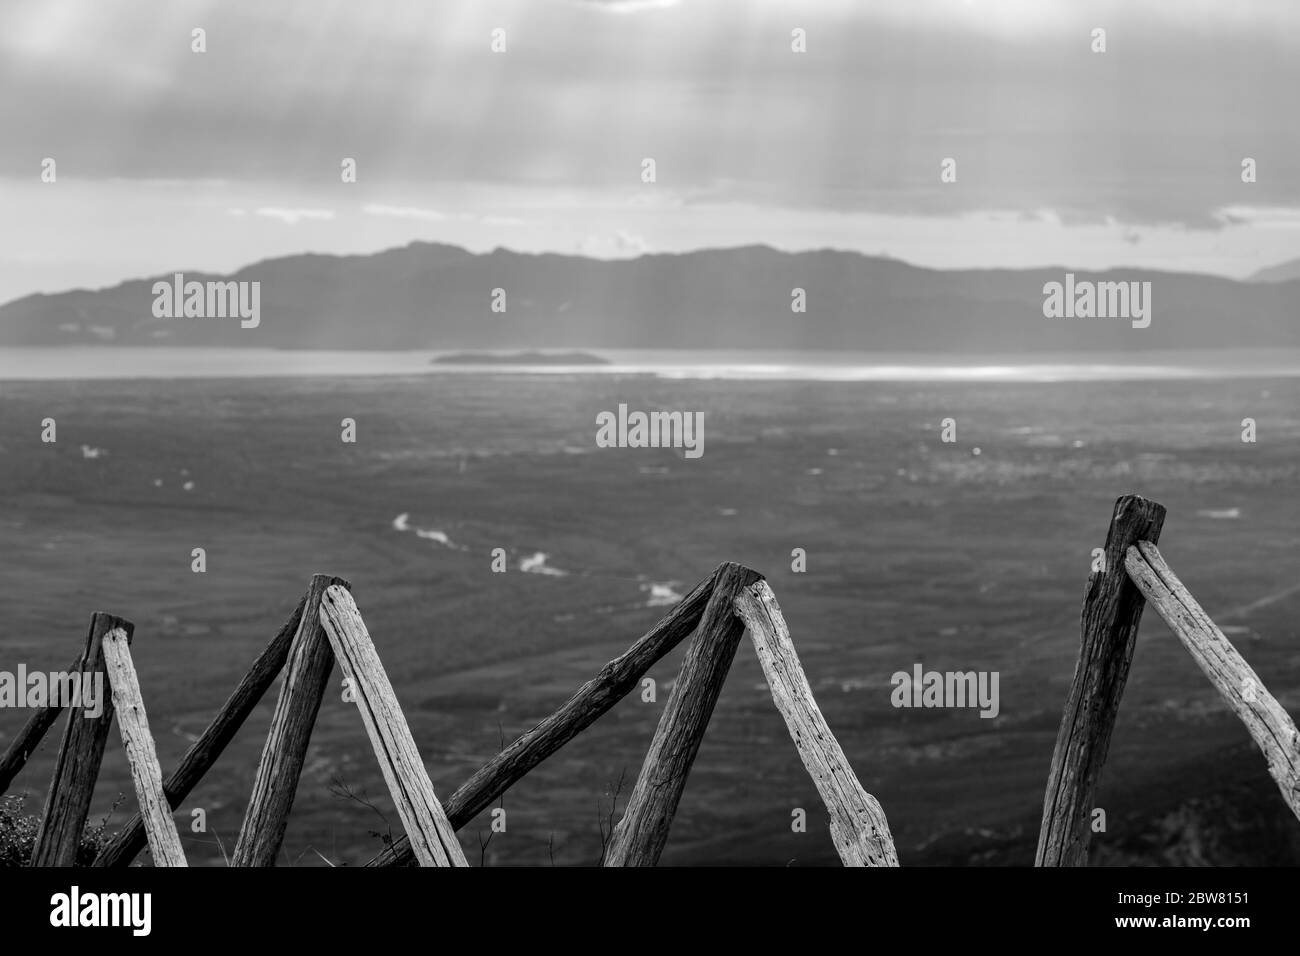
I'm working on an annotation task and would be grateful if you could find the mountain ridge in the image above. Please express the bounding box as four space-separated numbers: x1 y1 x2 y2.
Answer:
1250 256 1300 283
2 242 1296 352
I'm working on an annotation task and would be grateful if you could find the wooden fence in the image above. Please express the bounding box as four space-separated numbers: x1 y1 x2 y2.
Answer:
1 493 1294 867
1036 494 1300 865
1 564 895 867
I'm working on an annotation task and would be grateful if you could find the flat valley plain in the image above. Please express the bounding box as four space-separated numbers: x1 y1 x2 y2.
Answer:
2 372 1298 866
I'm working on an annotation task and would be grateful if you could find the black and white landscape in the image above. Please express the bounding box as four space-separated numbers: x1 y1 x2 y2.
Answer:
1 0 1298 873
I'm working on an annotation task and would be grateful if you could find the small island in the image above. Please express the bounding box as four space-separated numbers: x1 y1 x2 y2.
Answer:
432 350 610 366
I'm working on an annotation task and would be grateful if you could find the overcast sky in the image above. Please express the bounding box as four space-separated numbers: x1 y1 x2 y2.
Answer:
2 0 1299 304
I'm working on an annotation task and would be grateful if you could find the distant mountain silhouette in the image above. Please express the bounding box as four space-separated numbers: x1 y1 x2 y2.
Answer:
2 242 1297 351
1249 257 1300 283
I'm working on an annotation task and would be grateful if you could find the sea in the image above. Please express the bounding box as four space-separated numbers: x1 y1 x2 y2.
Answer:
2 346 1299 382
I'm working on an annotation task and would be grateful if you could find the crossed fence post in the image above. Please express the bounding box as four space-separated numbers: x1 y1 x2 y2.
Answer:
1038 493 1300 866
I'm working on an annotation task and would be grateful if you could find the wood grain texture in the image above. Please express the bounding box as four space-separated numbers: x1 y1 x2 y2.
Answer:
604 561 763 867
1126 540 1300 822
368 563 725 867
734 580 899 866
31 612 134 867
319 586 467 866
0 655 79 796
101 629 188 867
232 573 347 867
94 588 309 867
1036 494 1165 867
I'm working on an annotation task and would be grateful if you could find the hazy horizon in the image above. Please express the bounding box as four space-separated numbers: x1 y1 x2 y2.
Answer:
5 345 1300 384
4 0 1300 305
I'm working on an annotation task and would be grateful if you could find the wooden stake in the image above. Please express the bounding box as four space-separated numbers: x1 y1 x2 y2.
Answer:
1036 494 1165 866
94 588 309 867
319 586 467 866
101 628 187 867
31 612 134 867
604 562 762 866
232 573 347 867
735 580 898 866
1126 540 1300 823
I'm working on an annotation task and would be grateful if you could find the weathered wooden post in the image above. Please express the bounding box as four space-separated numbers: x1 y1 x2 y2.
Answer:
1126 540 1300 822
30 612 134 866
95 589 309 867
604 561 762 866
233 573 348 867
101 628 187 867
735 579 898 866
318 586 467 866
369 563 725 867
1036 494 1165 866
